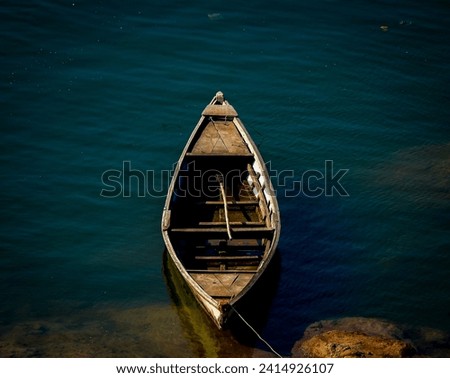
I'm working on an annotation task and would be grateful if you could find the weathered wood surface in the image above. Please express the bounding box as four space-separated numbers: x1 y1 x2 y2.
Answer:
190 272 254 298
201 200 259 206
198 221 265 226
170 227 274 235
194 255 261 261
197 239 263 248
190 120 250 155
202 104 238 117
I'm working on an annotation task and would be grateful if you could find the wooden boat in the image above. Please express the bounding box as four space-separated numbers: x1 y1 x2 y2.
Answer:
161 91 280 329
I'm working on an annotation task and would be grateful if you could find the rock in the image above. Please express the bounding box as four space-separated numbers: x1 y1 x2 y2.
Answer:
292 317 417 358
302 317 404 340
292 330 415 358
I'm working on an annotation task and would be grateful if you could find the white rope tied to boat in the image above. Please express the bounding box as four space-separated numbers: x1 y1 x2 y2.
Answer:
229 304 283 358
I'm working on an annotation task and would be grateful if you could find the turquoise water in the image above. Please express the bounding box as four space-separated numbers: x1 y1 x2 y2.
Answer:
1 0 449 356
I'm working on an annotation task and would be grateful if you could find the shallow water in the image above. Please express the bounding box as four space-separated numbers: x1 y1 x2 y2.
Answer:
1 0 449 356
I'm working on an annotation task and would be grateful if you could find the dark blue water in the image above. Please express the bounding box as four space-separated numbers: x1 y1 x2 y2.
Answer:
1 0 449 356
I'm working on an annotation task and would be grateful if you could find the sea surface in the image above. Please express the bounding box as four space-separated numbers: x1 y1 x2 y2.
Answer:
1 0 449 357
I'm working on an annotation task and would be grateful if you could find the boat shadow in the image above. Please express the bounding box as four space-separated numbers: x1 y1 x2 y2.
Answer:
225 249 282 344
162 249 281 357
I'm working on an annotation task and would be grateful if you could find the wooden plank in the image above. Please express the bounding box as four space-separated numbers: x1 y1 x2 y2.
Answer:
198 221 265 226
202 104 238 117
247 163 270 225
187 269 257 273
186 153 253 157
170 227 274 235
190 121 250 155
202 200 259 206
194 255 261 260
189 272 254 297
227 239 260 246
197 239 264 249
247 164 263 191
211 239 261 247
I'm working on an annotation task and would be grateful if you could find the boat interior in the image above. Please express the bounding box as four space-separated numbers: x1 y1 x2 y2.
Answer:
166 109 277 300
169 155 273 266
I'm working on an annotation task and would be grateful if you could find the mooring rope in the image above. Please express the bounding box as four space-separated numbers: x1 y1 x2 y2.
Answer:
229 304 283 358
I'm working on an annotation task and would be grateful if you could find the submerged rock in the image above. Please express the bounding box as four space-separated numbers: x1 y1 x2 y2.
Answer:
292 317 416 358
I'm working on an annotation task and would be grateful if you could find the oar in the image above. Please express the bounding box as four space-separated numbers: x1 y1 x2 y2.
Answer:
217 176 232 240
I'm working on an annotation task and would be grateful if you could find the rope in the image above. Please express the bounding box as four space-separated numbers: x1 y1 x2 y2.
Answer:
229 304 283 358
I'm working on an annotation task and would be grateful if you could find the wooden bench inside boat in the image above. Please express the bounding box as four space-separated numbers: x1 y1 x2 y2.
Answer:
188 256 261 272
169 227 274 237
198 200 260 206
192 239 265 254
197 221 265 226
186 269 258 274
194 255 261 261
205 238 262 247
186 152 254 157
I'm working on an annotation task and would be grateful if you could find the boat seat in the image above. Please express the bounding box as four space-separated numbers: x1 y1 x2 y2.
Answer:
193 239 265 253
170 227 274 237
198 200 259 206
198 221 266 227
206 239 262 247
186 269 257 274
194 255 261 261
186 152 253 157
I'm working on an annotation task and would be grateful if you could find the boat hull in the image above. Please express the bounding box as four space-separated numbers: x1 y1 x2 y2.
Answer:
162 92 280 328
